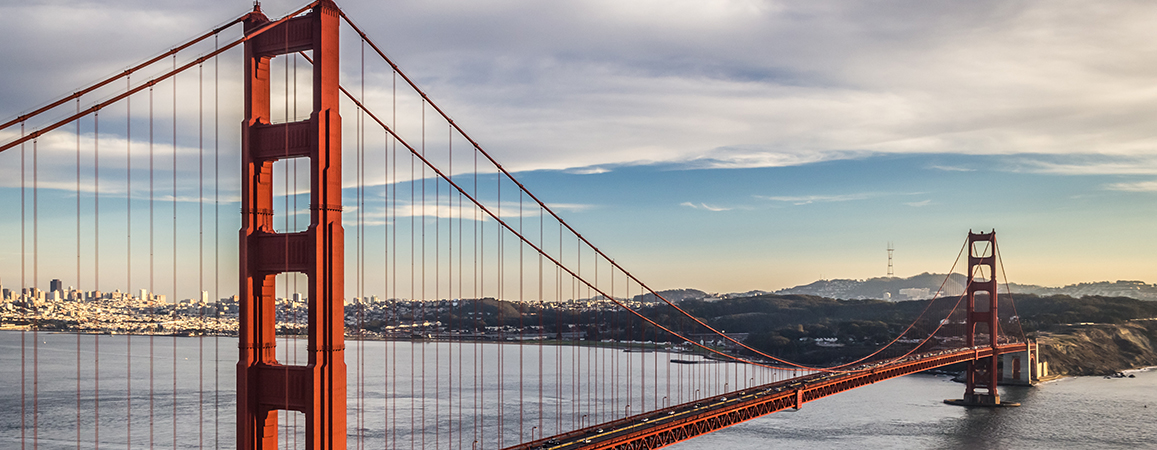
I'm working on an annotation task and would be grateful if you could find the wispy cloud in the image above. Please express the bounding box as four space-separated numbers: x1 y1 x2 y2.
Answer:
680 149 871 170
1009 155 1157 176
928 165 974 172
680 202 731 212
547 202 597 212
905 199 933 207
565 167 610 175
755 193 877 205
355 200 590 222
1104 180 1157 192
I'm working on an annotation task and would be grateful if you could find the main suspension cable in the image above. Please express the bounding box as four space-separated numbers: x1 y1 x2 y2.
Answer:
333 11 951 373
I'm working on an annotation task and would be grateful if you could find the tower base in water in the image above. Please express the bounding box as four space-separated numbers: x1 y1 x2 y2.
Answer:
944 398 1020 407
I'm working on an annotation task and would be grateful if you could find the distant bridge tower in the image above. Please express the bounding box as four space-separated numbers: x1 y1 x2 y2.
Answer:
961 230 1000 405
237 1 346 449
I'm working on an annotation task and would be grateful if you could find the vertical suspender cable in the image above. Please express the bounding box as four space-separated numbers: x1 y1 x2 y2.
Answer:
20 122 25 450
390 70 398 450
676 306 681 405
282 34 291 446
126 73 135 450
654 286 659 410
518 190 524 442
293 51 300 448
455 127 465 450
197 61 206 450
496 160 503 448
482 143 489 448
420 98 427 450
575 241 580 427
601 258 607 418
445 122 453 449
356 37 365 448
350 40 359 450
386 122 395 448
357 38 367 450
472 137 479 449
148 85 155 450
411 103 421 448
171 55 178 450
431 89 440 450
435 105 443 450
75 98 82 450
94 110 101 450
292 50 300 448
621 271 628 416
445 121 453 449
573 240 579 427
602 256 607 419
556 222 562 434
33 135 40 450
124 76 133 450
213 34 220 450
538 206 544 437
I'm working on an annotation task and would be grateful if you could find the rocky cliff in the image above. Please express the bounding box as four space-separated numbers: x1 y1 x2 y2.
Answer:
1037 320 1157 376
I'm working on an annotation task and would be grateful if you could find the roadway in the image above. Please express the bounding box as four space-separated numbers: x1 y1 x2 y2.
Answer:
510 342 1028 450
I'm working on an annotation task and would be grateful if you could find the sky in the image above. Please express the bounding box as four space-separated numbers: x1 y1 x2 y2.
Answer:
0 0 1155 299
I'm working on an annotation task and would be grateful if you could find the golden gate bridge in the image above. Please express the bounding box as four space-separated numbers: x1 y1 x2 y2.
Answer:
0 1 1039 448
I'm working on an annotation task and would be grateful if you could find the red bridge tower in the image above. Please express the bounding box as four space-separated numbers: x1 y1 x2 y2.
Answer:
961 230 1001 406
237 1 346 449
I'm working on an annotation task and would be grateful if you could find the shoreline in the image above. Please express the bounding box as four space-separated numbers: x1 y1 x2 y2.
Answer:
10 328 1157 377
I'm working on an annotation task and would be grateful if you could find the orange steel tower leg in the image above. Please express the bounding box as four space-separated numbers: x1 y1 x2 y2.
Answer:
238 1 346 449
963 230 999 405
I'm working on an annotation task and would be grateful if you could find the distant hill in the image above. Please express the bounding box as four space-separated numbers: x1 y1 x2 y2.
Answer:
632 288 709 303
623 278 1157 305
1007 280 1157 301
772 275 1157 301
773 273 966 300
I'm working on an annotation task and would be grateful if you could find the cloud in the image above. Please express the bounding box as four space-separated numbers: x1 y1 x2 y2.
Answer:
928 165 975 172
680 202 730 212
7 0 1157 180
354 199 591 222
565 167 610 175
678 148 871 170
357 0 1157 174
1104 180 1157 192
905 199 933 207
546 202 597 212
0 129 240 198
755 193 877 205
1013 156 1157 176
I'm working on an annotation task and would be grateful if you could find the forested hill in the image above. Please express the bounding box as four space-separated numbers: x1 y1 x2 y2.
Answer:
653 294 1157 367
668 293 1157 338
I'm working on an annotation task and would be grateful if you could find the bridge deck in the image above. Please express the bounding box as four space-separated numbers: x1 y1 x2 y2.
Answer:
513 343 1028 450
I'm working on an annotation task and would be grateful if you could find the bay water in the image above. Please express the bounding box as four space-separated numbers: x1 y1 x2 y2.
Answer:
2 331 1153 449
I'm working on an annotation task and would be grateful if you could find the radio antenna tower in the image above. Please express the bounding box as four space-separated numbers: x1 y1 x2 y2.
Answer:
887 242 894 277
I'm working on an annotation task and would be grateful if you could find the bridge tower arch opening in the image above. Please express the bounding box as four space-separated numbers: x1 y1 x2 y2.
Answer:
238 1 346 449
